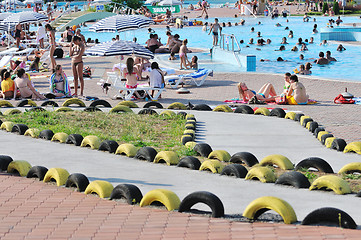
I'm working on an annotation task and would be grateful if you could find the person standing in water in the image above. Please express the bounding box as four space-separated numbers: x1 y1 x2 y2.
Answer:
208 18 221 46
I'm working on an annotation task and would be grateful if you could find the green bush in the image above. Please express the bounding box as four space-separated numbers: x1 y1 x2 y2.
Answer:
322 2 329 14
333 1 340 15
308 12 323 15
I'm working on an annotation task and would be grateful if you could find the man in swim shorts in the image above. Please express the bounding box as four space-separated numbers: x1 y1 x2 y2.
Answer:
208 18 221 46
315 51 329 65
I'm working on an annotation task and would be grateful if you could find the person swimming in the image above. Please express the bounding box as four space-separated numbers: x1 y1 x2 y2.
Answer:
281 37 288 44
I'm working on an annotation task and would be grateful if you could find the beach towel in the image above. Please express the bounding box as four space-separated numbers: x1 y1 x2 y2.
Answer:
353 97 361 105
49 73 71 97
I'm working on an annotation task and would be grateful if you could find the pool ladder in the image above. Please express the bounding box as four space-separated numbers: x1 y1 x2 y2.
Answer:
215 34 242 66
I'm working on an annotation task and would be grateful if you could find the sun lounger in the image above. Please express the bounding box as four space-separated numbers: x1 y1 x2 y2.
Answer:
165 68 213 89
13 48 35 56
0 55 12 68
39 51 50 69
0 47 18 56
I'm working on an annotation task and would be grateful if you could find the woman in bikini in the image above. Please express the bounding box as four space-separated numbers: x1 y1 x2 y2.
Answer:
238 82 277 103
122 57 143 99
45 24 57 70
14 68 45 100
49 65 71 97
70 36 85 97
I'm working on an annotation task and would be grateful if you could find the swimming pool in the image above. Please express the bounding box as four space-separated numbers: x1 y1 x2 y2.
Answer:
74 16 361 82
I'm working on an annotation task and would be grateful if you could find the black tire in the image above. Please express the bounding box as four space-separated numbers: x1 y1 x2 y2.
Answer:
234 105 254 114
185 124 195 130
229 152 259 167
314 127 325 137
84 106 102 112
182 135 193 145
26 166 48 181
143 102 163 109
295 157 334 173
294 113 304 122
270 108 286 118
0 155 13 171
16 99 34 107
109 184 143 205
177 156 201 170
193 143 213 157
89 99 112 108
301 207 357 229
27 107 45 112
41 100 59 107
98 140 119 154
178 191 225 218
308 122 319 133
186 120 196 126
356 190 361 197
186 116 196 121
44 93 56 99
302 118 313 127
192 104 212 111
177 111 187 118
65 173 90 192
39 129 54 140
138 108 158 115
220 164 248 178
66 134 84 146
330 138 347 152
320 133 334 145
275 171 310 188
134 147 158 162
11 124 28 135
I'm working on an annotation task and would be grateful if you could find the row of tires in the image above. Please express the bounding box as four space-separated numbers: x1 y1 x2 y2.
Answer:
0 155 357 229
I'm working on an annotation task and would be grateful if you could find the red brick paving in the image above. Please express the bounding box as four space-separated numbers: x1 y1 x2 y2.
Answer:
0 174 359 240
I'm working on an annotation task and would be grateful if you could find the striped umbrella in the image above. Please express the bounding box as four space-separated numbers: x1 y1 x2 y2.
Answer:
85 40 154 59
0 12 13 21
89 15 153 33
0 23 16 31
1 0 26 6
3 12 48 24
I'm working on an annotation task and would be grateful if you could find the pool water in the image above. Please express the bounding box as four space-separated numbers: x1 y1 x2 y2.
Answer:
74 16 361 82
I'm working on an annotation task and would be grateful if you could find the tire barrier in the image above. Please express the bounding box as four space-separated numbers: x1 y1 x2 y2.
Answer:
16 99 37 107
212 105 233 112
159 110 176 117
254 107 270 116
320 133 334 145
89 99 112 108
55 107 74 112
234 105 254 114
62 98 86 107
98 140 119 154
117 101 138 108
0 121 14 132
181 135 193 145
177 156 201 170
324 137 336 149
43 168 70 186
11 124 28 135
184 141 197 150
294 113 304 122
27 107 46 112
153 151 179 165
167 102 187 110
143 101 163 109
229 152 259 167
84 180 114 198
313 127 325 137
65 173 89 192
300 115 311 126
338 162 361 174
307 121 319 133
343 142 361 154
139 189 181 211
26 166 48 181
0 155 13 171
7 160 32 177
220 164 248 178
186 114 196 121
185 123 196 130
309 175 351 195
178 191 225 218
83 106 102 112
65 134 84 146
295 157 334 173
192 104 212 111
41 100 59 107
245 167 277 183
208 150 231 162
243 196 297 224
0 100 14 107
284 111 296 120
3 109 21 115
80 135 101 149
183 129 195 139
138 108 158 115
109 105 133 113
199 160 224 173
51 132 69 143
260 154 294 170
39 129 54 140
177 111 187 118
115 143 137 157
269 108 286 118
275 171 310 188
330 138 347 152
317 131 330 141
301 207 357 229
134 147 158 162
301 118 313 128
110 184 143 205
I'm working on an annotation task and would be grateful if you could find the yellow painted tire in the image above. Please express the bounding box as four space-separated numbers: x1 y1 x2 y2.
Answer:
300 115 311 126
0 100 14 107
109 105 133 113
3 109 21 115
309 175 351 195
343 142 361 154
185 141 197 150
285 112 296 120
51 132 69 143
154 151 179 165
243 196 297 224
80 135 101 149
317 131 329 141
259 154 294 170
0 121 14 132
159 110 176 117
212 105 233 112
245 166 277 183
140 189 181 211
84 180 114 198
62 98 86 107
208 150 231 162
199 160 224 173
254 107 270 116
115 143 137 157
43 168 70 186
117 101 138 108
338 162 361 174
183 129 195 138
24 128 40 138
324 137 336 148
55 107 74 112
181 135 194 145
186 114 196 121
167 102 187 110
7 160 32 177
305 121 312 130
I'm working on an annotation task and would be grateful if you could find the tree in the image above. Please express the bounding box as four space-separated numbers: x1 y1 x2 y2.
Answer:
333 1 340 15
322 2 329 14
111 0 143 10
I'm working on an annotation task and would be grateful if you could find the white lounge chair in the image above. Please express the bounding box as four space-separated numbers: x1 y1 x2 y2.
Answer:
0 55 12 68
13 48 35 56
165 68 213 89
39 51 50 69
0 47 18 56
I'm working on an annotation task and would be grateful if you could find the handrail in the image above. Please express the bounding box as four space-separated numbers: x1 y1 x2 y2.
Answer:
219 33 241 52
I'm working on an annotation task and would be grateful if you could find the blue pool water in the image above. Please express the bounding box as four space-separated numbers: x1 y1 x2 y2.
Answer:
72 16 361 82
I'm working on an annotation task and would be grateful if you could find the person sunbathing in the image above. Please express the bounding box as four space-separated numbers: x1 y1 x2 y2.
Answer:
0 70 17 99
14 68 45 100
238 82 277 103
286 74 309 104
49 65 71 97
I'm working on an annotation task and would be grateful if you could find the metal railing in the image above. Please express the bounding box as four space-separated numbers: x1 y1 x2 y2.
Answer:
219 33 241 52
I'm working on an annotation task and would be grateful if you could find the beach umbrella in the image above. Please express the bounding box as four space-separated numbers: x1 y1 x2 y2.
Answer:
0 12 13 21
144 0 161 4
3 11 48 24
0 23 16 31
24 0 44 4
158 0 182 6
1 0 26 6
85 40 154 59
89 15 153 33
93 0 112 4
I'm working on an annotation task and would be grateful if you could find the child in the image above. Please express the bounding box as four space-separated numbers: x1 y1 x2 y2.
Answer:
179 39 190 70
188 56 198 69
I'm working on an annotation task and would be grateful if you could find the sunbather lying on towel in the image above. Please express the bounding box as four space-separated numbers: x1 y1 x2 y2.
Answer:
238 82 277 103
